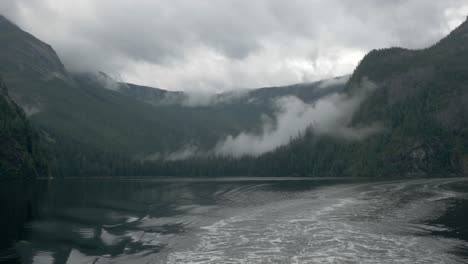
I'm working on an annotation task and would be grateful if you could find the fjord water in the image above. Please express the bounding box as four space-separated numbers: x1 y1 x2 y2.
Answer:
1 178 468 263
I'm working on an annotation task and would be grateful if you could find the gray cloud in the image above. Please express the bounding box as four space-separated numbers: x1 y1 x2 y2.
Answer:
317 75 351 89
161 89 251 107
165 144 201 162
1 1 467 91
153 78 382 160
214 78 381 157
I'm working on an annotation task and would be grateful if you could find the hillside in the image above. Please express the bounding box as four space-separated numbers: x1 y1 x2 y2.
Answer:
250 17 468 177
0 77 50 179
137 18 468 177
2 12 466 177
0 15 343 176
346 16 468 176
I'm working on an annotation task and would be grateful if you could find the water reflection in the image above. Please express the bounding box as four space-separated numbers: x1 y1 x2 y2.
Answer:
0 178 38 261
1 178 467 263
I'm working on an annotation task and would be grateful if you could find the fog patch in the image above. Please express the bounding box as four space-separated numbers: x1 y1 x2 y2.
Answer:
21 104 42 117
165 144 201 161
161 89 250 107
317 75 350 89
145 78 381 160
214 78 381 158
144 144 204 161
43 71 70 82
15 101 42 117
93 72 126 91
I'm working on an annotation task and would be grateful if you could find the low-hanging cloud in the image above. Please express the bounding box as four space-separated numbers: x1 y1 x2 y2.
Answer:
214 78 381 158
85 71 251 107
93 72 123 91
147 78 380 160
160 89 251 107
1 1 467 92
317 75 351 89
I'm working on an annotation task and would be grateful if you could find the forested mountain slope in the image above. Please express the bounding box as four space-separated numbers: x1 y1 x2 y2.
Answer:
2 12 467 177
0 15 343 176
251 17 468 177
0 78 50 179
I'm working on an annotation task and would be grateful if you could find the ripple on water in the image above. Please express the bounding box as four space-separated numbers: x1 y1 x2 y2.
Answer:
8 178 468 264
167 179 468 264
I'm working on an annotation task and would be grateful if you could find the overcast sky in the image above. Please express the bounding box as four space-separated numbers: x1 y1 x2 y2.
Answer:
1 0 467 92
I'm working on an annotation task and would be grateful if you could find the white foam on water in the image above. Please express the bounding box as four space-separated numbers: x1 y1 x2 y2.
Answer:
125 230 174 247
66 249 99 264
175 205 219 215
167 179 468 264
100 228 122 246
32 251 55 264
125 216 140 223
77 227 95 239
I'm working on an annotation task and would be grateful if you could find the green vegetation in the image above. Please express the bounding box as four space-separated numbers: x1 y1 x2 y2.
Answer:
0 15 467 178
0 78 51 179
0 16 343 177
147 18 468 178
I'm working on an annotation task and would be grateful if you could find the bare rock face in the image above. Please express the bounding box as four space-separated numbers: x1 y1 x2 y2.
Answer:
0 16 71 82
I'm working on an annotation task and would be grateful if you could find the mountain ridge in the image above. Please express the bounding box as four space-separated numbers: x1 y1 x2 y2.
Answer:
0 15 71 83
0 14 467 177
256 17 468 177
0 15 349 176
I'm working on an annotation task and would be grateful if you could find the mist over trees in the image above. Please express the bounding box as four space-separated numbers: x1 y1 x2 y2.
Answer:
0 15 467 178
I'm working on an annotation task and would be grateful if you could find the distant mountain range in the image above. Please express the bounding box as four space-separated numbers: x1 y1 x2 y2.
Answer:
0 15 346 176
0 14 467 177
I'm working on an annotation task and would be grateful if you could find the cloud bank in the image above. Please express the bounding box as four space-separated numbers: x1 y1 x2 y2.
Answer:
214 79 381 157
154 78 381 160
161 89 251 107
1 1 467 92
317 75 351 89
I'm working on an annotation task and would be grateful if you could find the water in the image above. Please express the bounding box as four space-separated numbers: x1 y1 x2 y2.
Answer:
1 177 468 263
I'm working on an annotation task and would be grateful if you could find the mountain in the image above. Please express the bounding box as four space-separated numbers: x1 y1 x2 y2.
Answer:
0 77 50 179
346 16 468 175
0 15 343 176
0 16 70 80
0 16 72 108
79 71 347 107
135 18 468 178
3 12 466 177
249 17 468 177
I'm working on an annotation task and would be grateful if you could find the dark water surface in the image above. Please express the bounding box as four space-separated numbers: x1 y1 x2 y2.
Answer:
1 177 468 263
